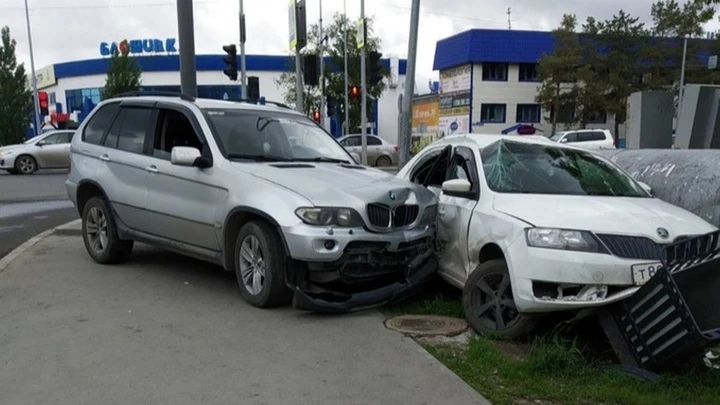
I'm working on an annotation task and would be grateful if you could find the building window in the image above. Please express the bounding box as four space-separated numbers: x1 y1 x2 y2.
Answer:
587 110 607 124
549 104 575 123
519 63 540 82
480 104 506 123
516 104 541 123
48 92 56 105
482 63 508 81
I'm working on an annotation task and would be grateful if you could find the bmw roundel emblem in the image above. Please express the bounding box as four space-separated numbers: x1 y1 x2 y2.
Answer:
657 227 669 239
389 191 396 201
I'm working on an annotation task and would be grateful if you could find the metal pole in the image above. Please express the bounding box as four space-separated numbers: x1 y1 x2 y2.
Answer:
400 0 420 168
343 0 349 135
295 48 303 112
177 0 197 98
24 0 40 136
239 0 247 99
360 0 367 165
319 0 324 127
677 37 688 126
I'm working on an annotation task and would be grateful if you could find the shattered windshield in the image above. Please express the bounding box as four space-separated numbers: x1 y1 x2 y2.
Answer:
480 140 649 197
202 108 353 163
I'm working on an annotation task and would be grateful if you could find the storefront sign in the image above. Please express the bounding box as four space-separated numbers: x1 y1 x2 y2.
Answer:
35 65 56 89
439 92 471 110
439 64 471 94
412 100 439 128
100 38 178 56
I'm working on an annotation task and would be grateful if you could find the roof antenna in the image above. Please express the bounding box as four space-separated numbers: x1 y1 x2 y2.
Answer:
507 7 512 30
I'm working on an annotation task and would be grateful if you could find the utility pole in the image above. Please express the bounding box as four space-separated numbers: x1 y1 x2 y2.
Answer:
319 0 324 127
177 0 198 98
294 38 303 112
360 0 368 165
399 0 420 168
239 0 247 99
343 0 349 135
24 0 40 136
677 37 688 127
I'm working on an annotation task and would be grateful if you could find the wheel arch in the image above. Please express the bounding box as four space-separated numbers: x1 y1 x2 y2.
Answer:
76 180 109 217
478 242 506 264
222 206 291 271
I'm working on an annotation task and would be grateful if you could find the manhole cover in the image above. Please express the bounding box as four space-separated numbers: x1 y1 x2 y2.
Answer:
384 315 468 337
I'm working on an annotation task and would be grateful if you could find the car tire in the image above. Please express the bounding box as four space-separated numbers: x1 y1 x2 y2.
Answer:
375 156 392 167
234 220 293 308
81 196 134 264
14 155 37 175
462 259 539 339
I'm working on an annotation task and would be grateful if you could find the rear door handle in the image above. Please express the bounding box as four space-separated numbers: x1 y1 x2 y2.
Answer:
99 154 110 162
145 165 159 173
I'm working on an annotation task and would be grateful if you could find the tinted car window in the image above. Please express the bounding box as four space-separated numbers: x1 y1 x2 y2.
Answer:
41 133 63 144
368 137 382 146
117 107 153 154
563 132 578 142
342 136 360 147
83 103 119 144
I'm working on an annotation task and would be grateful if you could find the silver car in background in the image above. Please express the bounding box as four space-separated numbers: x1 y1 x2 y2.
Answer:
0 130 75 174
338 134 399 167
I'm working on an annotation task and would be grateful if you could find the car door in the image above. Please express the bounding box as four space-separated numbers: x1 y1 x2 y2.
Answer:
141 103 225 252
33 132 68 168
95 101 158 232
367 136 382 163
340 135 361 155
54 131 74 167
433 146 481 280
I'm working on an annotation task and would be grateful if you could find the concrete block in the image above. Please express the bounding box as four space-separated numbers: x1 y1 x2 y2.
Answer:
626 91 674 149
676 84 720 149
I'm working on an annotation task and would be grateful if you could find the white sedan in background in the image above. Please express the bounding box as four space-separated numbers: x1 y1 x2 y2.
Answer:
0 130 75 175
397 134 716 338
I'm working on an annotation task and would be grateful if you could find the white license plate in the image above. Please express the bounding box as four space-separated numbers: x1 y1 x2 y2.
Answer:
631 262 664 286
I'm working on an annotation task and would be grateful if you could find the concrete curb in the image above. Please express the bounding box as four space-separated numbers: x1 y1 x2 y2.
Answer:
0 218 81 274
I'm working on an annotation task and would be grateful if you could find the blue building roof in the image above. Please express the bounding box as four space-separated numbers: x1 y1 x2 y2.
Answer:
433 29 556 71
54 54 407 79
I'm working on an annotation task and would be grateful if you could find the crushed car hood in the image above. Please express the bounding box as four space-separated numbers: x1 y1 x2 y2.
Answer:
493 193 717 241
242 162 437 206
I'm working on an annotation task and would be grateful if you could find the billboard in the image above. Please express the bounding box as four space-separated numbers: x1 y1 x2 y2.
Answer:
438 64 471 134
411 96 441 154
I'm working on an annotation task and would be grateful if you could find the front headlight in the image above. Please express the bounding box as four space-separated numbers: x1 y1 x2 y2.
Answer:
295 207 364 227
0 150 15 157
525 228 606 253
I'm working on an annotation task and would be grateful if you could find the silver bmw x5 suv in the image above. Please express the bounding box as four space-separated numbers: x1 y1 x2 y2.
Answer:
65 93 438 312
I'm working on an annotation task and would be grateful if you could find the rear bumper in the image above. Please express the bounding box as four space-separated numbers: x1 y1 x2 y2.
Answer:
288 236 437 313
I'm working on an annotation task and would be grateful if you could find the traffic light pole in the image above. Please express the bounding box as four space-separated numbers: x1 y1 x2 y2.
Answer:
360 0 368 165
177 0 198 98
343 0 349 135
318 0 325 128
24 0 40 136
399 0 420 168
239 0 247 99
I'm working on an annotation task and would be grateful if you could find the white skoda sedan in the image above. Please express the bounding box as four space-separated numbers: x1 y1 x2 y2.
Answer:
397 134 717 338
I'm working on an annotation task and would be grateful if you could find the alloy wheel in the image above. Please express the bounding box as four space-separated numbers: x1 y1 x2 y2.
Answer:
17 157 35 174
85 207 109 254
238 235 266 295
470 272 520 331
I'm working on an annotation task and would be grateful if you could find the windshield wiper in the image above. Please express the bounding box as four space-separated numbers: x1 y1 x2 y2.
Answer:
291 157 352 164
227 153 290 162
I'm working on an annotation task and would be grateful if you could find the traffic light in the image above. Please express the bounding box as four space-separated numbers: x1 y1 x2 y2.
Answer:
303 54 319 87
368 51 383 85
247 76 260 100
38 91 49 116
222 44 238 81
350 84 360 100
312 109 321 123
326 96 335 116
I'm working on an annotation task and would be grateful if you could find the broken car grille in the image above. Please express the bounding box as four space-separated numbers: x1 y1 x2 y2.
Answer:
366 203 419 229
595 234 698 261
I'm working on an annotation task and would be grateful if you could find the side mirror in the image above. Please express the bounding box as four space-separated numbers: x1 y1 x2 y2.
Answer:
559 138 568 143
350 152 361 164
37 140 46 146
171 146 202 167
638 181 652 195
441 179 473 197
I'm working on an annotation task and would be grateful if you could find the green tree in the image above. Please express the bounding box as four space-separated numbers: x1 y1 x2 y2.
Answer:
536 14 582 135
101 46 142 100
0 26 32 146
274 13 390 132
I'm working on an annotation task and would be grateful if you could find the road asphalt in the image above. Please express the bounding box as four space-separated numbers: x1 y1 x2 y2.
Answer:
0 221 489 405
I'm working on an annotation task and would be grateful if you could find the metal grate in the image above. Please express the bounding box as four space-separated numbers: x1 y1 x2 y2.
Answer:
367 204 391 228
596 234 664 261
393 205 419 228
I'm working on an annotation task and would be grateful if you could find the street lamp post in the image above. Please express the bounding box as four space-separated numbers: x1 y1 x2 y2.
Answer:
24 0 41 136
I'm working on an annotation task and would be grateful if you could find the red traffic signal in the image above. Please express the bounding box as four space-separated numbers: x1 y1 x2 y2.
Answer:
312 109 321 123
38 91 49 115
350 84 360 99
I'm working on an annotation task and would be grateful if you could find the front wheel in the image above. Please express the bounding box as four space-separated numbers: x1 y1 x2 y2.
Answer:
234 220 292 308
15 155 37 175
462 259 539 339
81 196 134 264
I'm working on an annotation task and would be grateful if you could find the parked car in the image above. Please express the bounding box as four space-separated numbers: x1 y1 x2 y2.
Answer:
65 93 438 313
396 133 717 338
0 130 75 174
549 129 615 150
337 134 398 166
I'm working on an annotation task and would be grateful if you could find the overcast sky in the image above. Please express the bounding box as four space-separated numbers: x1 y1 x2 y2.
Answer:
2 0 719 93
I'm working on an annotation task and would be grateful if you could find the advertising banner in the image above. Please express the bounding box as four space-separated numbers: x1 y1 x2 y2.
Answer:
411 97 441 154
439 64 471 94
35 65 56 90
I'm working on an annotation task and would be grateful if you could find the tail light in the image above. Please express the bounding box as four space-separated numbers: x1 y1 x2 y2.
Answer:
393 145 399 152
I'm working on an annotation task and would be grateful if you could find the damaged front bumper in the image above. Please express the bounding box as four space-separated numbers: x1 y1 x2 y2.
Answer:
286 236 437 313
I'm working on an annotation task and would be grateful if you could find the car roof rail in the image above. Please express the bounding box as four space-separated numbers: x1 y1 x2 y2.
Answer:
109 91 196 102
234 98 293 110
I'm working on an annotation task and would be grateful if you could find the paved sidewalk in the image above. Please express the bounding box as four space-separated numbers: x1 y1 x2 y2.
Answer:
0 221 489 405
